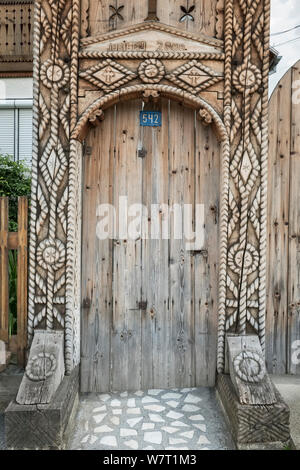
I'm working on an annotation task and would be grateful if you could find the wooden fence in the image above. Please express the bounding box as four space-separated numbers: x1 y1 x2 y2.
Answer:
0 196 28 367
267 59 300 376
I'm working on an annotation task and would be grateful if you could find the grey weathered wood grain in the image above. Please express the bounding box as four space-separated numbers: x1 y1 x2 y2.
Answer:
16 330 64 405
227 335 276 405
81 98 221 392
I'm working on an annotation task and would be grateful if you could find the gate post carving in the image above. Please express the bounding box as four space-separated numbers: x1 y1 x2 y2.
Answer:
29 0 81 373
28 0 271 376
217 0 271 372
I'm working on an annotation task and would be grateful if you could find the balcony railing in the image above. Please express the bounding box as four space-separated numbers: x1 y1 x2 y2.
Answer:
0 0 33 75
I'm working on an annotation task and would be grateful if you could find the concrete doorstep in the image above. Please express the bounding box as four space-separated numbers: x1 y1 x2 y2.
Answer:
272 375 300 450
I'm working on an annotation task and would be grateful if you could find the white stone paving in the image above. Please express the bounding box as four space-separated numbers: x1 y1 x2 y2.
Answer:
68 387 234 450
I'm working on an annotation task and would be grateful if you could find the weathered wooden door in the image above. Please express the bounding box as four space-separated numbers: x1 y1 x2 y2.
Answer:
81 98 220 392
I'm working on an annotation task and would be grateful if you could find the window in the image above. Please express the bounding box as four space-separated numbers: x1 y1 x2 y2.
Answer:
0 101 32 167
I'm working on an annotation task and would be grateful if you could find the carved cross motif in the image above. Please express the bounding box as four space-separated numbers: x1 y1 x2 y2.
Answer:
109 3 124 24
102 66 117 84
180 3 195 22
145 0 159 21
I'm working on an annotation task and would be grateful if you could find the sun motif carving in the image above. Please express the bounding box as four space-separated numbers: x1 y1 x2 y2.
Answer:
228 243 259 276
26 353 57 382
37 239 65 271
232 62 262 94
233 351 266 384
40 59 70 89
138 59 165 84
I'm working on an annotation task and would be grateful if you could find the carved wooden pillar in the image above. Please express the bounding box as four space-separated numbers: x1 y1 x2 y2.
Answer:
217 0 271 372
29 0 80 374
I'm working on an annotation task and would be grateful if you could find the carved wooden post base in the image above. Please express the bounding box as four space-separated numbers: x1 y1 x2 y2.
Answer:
216 374 292 450
217 334 292 450
5 366 79 450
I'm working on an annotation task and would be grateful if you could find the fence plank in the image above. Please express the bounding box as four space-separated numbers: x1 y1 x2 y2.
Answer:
267 69 292 374
8 232 18 250
0 197 9 343
288 63 300 375
17 197 28 367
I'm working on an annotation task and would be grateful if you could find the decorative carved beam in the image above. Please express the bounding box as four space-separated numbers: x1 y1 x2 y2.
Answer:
145 0 159 21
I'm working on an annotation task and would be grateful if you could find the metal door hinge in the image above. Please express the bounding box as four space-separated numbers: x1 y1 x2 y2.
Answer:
130 301 148 311
83 144 92 156
82 298 91 308
190 249 208 257
138 301 148 310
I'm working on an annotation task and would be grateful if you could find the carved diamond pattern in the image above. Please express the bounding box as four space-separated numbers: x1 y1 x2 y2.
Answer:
230 140 259 195
80 59 136 92
40 139 68 190
94 66 125 86
166 60 223 94
179 66 211 87
240 150 252 184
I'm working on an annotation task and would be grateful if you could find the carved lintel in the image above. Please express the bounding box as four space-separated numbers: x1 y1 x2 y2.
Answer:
142 89 160 103
88 109 105 127
197 108 213 126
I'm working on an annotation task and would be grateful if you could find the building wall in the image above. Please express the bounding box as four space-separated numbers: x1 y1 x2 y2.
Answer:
0 77 33 166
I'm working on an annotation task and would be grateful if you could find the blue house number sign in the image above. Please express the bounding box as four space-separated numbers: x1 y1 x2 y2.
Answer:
140 111 162 127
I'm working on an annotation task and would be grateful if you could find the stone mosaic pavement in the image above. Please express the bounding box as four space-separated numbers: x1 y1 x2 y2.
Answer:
68 387 234 450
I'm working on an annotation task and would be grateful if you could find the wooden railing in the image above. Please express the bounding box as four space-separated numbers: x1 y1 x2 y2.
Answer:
0 1 33 73
0 196 28 367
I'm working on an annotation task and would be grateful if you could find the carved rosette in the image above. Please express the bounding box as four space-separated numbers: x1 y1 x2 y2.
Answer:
233 351 266 384
138 59 165 83
26 352 57 382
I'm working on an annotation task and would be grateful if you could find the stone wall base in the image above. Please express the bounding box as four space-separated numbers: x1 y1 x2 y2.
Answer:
5 366 79 450
216 374 292 450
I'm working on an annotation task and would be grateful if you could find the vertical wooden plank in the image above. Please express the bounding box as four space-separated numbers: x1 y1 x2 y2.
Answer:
0 197 9 343
17 197 28 367
157 0 219 37
141 98 171 389
81 107 115 393
111 100 143 392
266 70 292 374
86 0 148 37
168 101 195 388
288 63 300 375
194 121 220 387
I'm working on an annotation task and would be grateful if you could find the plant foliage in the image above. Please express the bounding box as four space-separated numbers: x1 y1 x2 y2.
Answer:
0 154 31 231
0 155 31 335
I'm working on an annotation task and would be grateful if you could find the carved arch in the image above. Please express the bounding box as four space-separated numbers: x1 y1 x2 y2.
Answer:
72 84 228 142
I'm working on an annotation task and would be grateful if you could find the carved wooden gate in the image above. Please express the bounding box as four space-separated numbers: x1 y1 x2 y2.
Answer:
267 59 300 376
81 99 220 392
28 0 271 388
